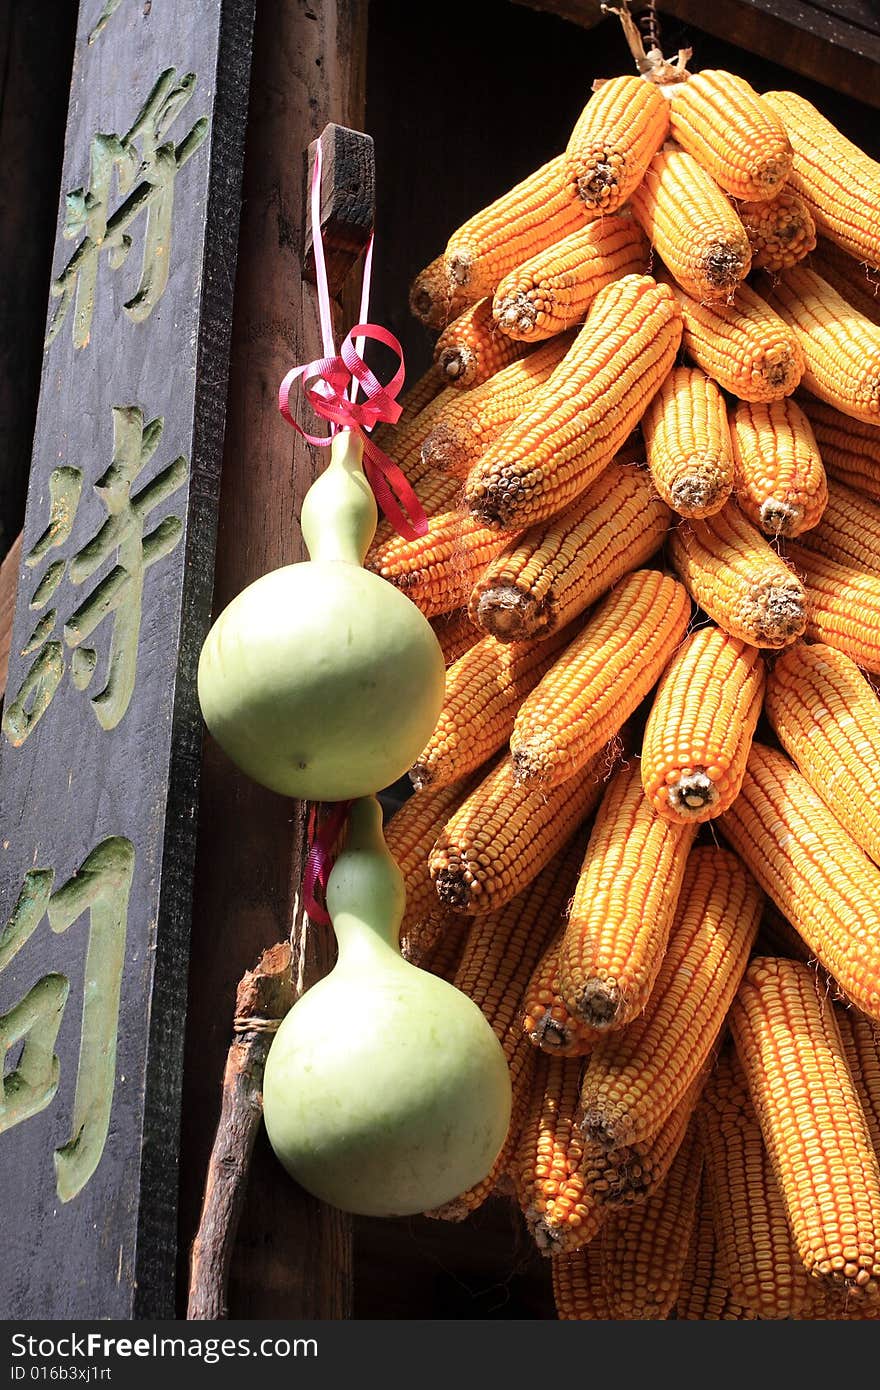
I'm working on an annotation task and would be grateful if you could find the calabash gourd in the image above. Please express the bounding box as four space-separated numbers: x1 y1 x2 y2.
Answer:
262 796 512 1217
197 429 445 801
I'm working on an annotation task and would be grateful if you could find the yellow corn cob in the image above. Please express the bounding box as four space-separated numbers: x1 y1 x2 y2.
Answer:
419 335 572 478
551 1246 612 1320
836 1007 880 1159
641 366 734 517
580 847 761 1150
370 389 461 518
668 70 792 200
664 276 805 402
731 396 827 537
466 275 682 532
366 500 511 620
809 239 880 328
580 1073 706 1208
433 298 529 389
677 1184 760 1320
594 1122 704 1319
386 772 482 964
630 146 752 303
755 901 812 965
795 476 880 576
469 457 669 642
731 955 880 1297
411 626 571 792
522 933 599 1059
564 74 670 214
430 608 482 666
409 255 479 329
641 626 765 823
371 365 447 459
720 742 880 1021
668 502 806 648
787 544 880 675
453 837 585 1043
736 189 817 272
765 642 880 866
699 1047 820 1319
429 747 612 916
763 90 880 267
510 570 690 790
762 265 880 424
798 395 880 504
445 155 588 300
492 216 649 341
559 761 698 1031
514 1053 605 1255
421 914 469 983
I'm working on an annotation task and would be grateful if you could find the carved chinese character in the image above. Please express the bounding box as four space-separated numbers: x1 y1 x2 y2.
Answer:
45 68 207 350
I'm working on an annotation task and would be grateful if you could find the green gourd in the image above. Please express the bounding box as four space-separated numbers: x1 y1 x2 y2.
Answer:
262 797 512 1217
197 429 445 801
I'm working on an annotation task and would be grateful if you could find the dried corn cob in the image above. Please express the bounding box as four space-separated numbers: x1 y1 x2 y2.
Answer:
798 396 880 503
795 476 880 576
664 276 804 402
641 366 734 517
765 642 880 866
787 545 880 674
453 837 584 1045
731 955 880 1297
429 747 611 916
721 742 880 1021
736 189 817 272
366 501 511 619
836 1007 880 1161
580 847 761 1149
409 255 479 329
564 73 669 213
809 239 880 328
492 216 649 341
522 934 599 1059
445 155 587 300
763 90 880 267
595 1123 703 1319
466 275 682 531
699 1047 820 1318
731 396 827 537
755 902 812 964
551 1246 612 1320
581 1073 706 1208
370 390 461 515
514 1053 604 1255
421 914 469 983
559 761 697 1031
371 365 446 459
677 1184 760 1320
470 457 669 642
430 608 482 666
762 265 880 424
668 70 792 201
641 626 765 822
419 335 572 478
434 298 529 388
511 570 690 789
630 146 752 302
668 502 806 648
412 626 570 791
386 773 482 964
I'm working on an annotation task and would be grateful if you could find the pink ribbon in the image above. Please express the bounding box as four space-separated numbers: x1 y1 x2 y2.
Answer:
303 800 353 925
278 140 428 542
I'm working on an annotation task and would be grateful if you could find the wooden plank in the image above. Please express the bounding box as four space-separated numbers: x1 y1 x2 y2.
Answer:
177 0 369 1320
0 0 254 1320
304 121 376 290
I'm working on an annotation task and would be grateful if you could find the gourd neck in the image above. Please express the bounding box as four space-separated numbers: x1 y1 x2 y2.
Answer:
326 797 406 966
300 429 378 566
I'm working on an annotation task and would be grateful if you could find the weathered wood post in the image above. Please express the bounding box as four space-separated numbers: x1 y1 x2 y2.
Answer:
0 0 255 1319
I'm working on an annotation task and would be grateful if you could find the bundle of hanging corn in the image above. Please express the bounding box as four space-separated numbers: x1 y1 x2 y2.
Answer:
376 2 880 1320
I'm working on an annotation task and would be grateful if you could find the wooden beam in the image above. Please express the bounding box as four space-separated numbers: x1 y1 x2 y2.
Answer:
304 122 376 290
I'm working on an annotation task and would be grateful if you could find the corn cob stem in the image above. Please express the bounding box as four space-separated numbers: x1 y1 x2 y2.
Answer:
641 366 734 517
434 298 529 389
469 456 669 642
668 70 792 202
664 276 804 402
730 955 880 1297
641 625 765 822
521 933 599 1059
730 395 827 537
409 255 480 329
564 73 669 214
736 189 816 272
580 1072 706 1208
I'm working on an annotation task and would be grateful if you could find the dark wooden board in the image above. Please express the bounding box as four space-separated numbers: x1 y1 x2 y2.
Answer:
0 0 254 1320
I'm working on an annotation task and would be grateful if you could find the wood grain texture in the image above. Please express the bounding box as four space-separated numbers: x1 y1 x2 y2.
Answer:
304 122 375 289
0 0 253 1319
178 0 369 1320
